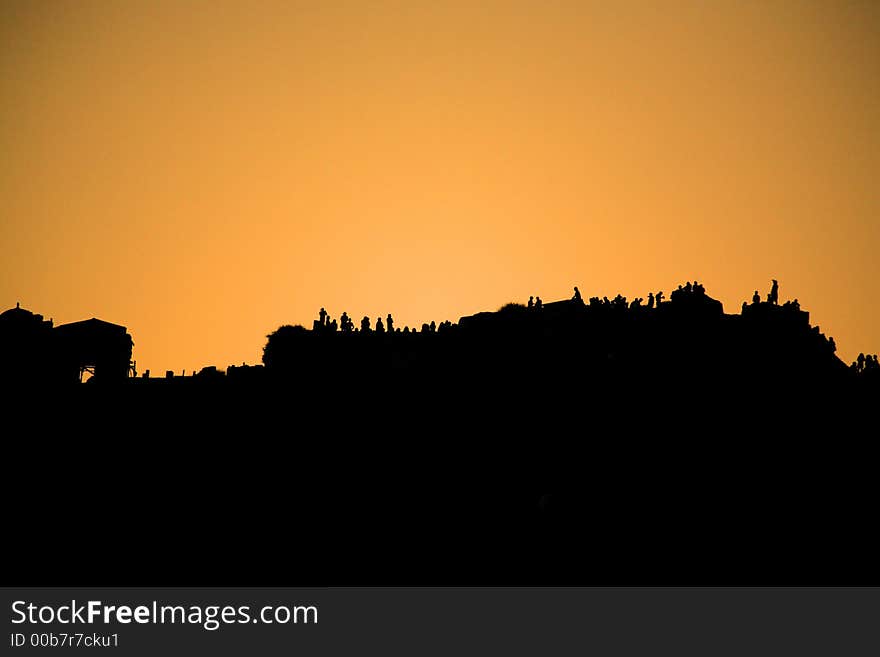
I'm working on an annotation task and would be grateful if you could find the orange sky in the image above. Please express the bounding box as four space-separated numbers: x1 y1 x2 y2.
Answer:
2 1 878 373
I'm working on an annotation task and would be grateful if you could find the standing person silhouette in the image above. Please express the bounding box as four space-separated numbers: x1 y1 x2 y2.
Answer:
768 279 779 305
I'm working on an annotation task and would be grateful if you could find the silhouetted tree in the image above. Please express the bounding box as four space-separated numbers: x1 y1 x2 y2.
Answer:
262 324 310 370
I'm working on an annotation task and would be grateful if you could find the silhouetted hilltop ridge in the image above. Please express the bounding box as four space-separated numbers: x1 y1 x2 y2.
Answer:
255 281 873 398
5 281 879 585
2 279 878 390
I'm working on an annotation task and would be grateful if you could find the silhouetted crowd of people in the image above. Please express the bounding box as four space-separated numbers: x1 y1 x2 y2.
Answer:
291 279 873 380
852 352 879 374
310 281 821 339
579 282 702 310
313 308 453 336
514 280 813 318
742 281 812 322
750 279 781 306
670 280 706 302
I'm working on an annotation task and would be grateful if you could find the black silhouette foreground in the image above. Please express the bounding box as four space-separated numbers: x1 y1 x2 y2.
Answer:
3 280 878 585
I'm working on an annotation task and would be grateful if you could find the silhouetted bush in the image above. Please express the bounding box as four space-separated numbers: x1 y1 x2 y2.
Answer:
498 302 527 314
262 324 310 371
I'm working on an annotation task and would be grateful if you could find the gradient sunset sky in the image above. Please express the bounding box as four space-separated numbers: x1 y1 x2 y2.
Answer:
2 1 878 373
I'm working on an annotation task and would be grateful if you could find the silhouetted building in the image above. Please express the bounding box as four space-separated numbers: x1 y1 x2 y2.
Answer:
0 303 55 383
54 318 134 383
0 305 133 384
